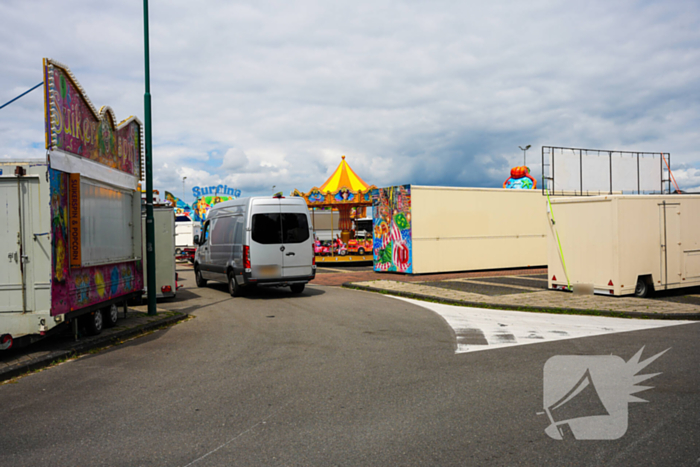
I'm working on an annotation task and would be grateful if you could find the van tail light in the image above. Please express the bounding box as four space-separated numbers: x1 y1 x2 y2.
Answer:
161 285 172 293
243 245 251 269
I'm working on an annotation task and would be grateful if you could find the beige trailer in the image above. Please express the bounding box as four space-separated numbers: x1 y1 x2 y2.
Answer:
547 194 700 297
373 185 548 274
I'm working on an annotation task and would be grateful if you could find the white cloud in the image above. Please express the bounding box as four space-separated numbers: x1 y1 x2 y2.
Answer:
1 0 700 201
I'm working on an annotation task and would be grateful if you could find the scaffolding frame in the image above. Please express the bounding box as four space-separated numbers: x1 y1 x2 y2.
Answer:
541 146 672 196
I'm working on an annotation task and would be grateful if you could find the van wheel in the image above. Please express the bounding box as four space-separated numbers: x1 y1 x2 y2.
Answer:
83 310 104 336
228 272 243 297
104 303 119 328
634 277 652 298
290 283 305 294
195 267 208 287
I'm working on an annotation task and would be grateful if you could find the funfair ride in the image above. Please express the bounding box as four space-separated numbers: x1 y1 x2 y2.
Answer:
293 156 376 256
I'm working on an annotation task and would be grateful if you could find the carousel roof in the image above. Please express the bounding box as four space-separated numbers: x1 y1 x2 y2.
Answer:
319 155 370 193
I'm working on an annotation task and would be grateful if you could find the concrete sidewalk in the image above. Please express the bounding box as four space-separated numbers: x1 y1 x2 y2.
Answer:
344 275 700 319
0 309 188 383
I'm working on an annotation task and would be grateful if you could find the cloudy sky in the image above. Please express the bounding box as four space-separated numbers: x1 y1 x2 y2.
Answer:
2 0 700 202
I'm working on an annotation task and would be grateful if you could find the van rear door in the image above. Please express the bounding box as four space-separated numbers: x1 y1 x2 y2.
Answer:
280 204 313 277
250 200 284 279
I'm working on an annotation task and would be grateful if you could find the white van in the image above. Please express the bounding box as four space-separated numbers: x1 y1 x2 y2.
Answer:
194 196 316 296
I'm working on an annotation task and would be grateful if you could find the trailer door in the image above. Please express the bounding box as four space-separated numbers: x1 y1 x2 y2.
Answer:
0 177 40 313
659 202 682 289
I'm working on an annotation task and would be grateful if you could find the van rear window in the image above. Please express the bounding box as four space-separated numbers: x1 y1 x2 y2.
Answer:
281 213 310 243
252 213 282 244
251 213 309 244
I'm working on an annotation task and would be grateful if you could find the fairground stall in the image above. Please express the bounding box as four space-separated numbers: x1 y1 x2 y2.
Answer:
293 156 376 262
0 59 144 349
373 185 548 274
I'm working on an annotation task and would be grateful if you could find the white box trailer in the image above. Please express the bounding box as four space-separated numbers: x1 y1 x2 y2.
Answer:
142 206 177 299
0 160 143 348
547 194 700 297
373 185 548 274
175 216 201 254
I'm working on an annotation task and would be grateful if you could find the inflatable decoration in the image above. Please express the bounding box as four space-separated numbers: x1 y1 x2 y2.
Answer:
504 166 537 189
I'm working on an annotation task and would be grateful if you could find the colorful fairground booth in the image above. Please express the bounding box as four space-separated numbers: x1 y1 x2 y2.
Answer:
0 58 145 347
292 156 376 261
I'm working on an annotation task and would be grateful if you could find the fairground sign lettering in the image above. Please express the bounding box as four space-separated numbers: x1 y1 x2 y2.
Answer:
192 184 241 199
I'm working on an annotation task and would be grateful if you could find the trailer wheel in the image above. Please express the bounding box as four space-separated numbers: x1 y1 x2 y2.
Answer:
228 271 243 297
634 277 652 298
195 266 208 287
290 283 305 294
104 303 119 328
83 309 104 336
358 248 365 255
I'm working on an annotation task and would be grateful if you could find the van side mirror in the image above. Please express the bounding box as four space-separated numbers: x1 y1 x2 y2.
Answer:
194 235 200 245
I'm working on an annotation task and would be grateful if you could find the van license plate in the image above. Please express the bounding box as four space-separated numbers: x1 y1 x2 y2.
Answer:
258 265 279 278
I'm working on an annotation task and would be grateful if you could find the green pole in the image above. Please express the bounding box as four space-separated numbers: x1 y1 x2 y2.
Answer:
143 0 156 316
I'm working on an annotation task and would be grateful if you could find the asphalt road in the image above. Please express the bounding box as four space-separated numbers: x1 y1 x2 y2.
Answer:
1 269 698 466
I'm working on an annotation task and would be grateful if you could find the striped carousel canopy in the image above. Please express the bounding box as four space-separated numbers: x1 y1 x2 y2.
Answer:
319 155 370 194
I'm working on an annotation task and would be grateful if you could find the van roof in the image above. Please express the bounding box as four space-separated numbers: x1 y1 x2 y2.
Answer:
209 196 307 212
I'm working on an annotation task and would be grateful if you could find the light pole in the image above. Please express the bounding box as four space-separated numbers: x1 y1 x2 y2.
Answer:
182 176 187 201
272 185 276 195
519 145 531 166
143 0 156 316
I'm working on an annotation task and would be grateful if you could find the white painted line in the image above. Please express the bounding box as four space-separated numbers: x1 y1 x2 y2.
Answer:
391 296 696 354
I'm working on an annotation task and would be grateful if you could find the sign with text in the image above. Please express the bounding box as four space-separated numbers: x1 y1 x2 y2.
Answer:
68 173 82 267
43 58 143 179
192 184 241 199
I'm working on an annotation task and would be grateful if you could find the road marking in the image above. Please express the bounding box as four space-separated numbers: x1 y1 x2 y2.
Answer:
391 297 695 354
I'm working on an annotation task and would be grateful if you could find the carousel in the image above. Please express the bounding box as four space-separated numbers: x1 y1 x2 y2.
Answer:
293 155 376 261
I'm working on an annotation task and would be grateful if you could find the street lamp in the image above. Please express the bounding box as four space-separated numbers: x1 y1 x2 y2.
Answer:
272 185 276 195
519 145 531 166
182 176 187 201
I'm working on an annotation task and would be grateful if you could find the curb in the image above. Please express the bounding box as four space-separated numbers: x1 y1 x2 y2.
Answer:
0 311 189 383
343 283 700 320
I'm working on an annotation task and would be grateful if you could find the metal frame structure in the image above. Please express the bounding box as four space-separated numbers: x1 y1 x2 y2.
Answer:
541 146 672 196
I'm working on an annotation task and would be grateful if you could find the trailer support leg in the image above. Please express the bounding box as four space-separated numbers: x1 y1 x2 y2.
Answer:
72 318 79 342
123 300 128 319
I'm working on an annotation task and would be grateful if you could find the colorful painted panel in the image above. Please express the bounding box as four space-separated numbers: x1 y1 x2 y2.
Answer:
373 185 412 273
50 169 143 316
192 195 236 222
164 191 193 218
44 59 142 178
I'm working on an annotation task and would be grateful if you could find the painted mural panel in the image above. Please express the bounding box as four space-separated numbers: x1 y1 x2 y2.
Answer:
373 185 412 273
192 195 237 222
49 169 143 316
44 59 142 177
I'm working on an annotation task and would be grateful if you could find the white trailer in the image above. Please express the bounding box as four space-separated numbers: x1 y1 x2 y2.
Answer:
142 206 177 299
373 185 548 274
0 160 143 349
547 194 700 297
175 216 200 253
